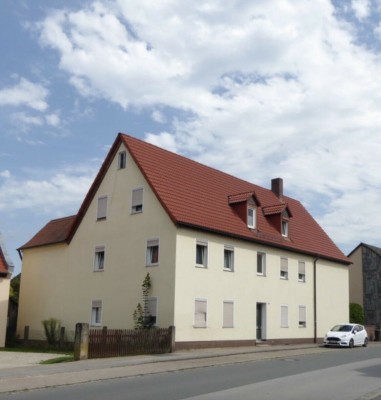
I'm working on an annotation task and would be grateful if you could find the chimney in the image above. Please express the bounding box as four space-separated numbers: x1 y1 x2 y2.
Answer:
271 178 283 198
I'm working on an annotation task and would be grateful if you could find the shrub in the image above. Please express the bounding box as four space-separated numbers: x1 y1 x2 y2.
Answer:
42 318 61 346
349 303 364 324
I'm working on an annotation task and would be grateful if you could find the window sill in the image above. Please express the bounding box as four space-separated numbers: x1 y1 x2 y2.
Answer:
146 264 159 267
195 264 207 269
280 326 289 328
96 217 106 221
298 279 306 283
193 325 207 328
223 326 234 329
91 323 102 327
257 273 266 277
93 269 104 272
131 210 143 215
280 277 288 280
223 268 234 272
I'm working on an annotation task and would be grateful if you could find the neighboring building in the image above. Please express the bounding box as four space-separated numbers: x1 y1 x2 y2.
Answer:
0 233 14 347
348 243 381 326
17 133 350 348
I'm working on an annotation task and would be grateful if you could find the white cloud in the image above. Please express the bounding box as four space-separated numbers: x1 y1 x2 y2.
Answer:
351 0 371 20
0 165 97 214
0 77 49 111
35 0 381 252
151 110 167 124
45 112 60 126
0 170 11 179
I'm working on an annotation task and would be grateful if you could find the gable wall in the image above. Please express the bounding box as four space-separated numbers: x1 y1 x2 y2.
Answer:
348 246 364 307
17 143 177 340
362 247 381 325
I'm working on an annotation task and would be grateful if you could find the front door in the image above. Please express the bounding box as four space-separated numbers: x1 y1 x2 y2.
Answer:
256 303 266 340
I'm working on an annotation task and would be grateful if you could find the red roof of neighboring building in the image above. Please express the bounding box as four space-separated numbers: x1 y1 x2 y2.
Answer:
0 246 9 275
20 133 350 264
20 216 76 250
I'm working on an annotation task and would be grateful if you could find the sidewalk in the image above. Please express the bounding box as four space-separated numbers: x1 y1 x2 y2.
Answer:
0 343 380 394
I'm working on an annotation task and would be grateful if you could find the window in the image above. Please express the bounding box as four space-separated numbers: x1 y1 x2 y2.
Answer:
299 305 306 328
282 219 289 237
247 207 256 229
196 241 208 267
91 300 102 326
146 239 159 266
94 246 105 271
298 261 306 282
281 305 288 328
146 297 157 326
280 257 288 279
224 246 234 271
223 301 234 328
131 188 143 213
194 299 207 328
118 151 126 169
97 196 107 220
257 252 266 275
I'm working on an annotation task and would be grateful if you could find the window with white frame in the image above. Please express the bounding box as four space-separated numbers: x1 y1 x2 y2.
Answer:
257 252 266 275
194 299 207 328
247 207 256 229
131 188 143 213
94 246 105 271
223 301 234 328
196 241 208 267
298 261 306 282
282 219 289 237
282 211 289 237
280 305 288 328
118 151 127 169
146 297 157 326
280 257 288 279
91 300 102 326
97 196 108 220
146 239 159 266
224 246 234 271
299 305 306 328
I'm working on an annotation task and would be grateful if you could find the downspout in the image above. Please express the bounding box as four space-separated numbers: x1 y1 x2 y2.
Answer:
313 256 319 343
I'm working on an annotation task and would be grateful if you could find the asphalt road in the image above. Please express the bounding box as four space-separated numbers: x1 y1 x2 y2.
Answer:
1 347 381 400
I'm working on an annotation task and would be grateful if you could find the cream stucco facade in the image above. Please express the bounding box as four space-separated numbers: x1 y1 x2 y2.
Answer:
17 139 349 346
0 276 11 347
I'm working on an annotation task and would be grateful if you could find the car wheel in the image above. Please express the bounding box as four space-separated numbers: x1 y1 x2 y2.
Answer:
363 338 368 347
349 339 354 348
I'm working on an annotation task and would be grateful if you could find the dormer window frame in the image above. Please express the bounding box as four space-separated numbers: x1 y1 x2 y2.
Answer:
247 206 256 229
281 210 289 237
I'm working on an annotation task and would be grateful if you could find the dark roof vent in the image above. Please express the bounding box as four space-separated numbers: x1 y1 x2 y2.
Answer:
271 178 283 198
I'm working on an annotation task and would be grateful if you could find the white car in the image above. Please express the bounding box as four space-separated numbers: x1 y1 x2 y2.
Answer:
323 323 368 348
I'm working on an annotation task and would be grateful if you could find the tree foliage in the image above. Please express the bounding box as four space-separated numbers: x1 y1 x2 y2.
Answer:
133 273 155 329
42 318 61 345
349 303 364 325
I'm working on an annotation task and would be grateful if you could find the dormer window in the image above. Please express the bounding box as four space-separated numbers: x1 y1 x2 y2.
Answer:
247 207 256 229
282 210 289 237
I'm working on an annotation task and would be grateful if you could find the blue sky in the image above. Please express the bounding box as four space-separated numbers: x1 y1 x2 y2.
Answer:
1 0 381 275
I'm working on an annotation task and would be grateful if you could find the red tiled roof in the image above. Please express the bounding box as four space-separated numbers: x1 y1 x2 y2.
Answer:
20 216 76 250
20 133 350 264
0 246 8 275
228 192 255 204
262 204 287 216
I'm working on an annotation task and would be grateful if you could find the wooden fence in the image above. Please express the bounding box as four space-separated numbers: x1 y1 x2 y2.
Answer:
88 326 174 359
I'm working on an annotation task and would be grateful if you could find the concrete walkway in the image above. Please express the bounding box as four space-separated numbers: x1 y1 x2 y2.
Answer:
1 343 381 395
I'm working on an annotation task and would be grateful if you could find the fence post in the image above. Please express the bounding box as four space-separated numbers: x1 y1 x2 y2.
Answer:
23 325 29 346
169 325 175 353
74 323 89 361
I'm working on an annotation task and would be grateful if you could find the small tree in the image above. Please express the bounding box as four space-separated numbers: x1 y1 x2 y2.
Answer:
350 303 364 324
133 273 154 329
42 318 61 346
